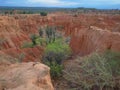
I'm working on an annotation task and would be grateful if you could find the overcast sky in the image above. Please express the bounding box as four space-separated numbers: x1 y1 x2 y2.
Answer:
0 0 120 9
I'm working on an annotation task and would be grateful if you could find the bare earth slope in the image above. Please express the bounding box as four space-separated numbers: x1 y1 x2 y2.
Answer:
0 14 120 58
70 26 120 55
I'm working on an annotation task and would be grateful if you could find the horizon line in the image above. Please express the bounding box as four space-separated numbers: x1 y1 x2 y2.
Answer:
0 6 120 10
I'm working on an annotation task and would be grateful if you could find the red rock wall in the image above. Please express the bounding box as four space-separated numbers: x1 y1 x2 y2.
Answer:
70 28 120 56
0 14 120 60
0 16 44 61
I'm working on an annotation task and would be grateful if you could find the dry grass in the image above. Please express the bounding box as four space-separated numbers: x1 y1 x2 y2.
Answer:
63 51 120 90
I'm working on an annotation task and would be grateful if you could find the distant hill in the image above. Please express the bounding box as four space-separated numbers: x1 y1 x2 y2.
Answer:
0 6 120 14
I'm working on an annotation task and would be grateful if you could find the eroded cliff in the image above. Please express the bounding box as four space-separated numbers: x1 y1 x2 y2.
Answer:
0 14 120 59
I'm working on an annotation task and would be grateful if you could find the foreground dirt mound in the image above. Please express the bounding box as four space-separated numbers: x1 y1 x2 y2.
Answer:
0 62 54 90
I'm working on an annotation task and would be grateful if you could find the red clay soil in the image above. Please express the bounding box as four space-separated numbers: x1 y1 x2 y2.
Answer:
0 14 120 61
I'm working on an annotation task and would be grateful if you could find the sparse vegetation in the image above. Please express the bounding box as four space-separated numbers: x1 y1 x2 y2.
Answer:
43 39 71 64
48 61 63 78
23 25 71 79
63 50 120 90
37 26 65 46
45 26 56 44
43 39 71 79
38 26 72 79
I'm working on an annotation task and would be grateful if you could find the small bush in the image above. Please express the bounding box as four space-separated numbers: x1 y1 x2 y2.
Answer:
30 34 37 45
36 37 46 46
103 50 120 76
63 51 120 90
43 38 71 79
21 41 33 48
47 61 63 79
43 39 71 64
40 12 47 16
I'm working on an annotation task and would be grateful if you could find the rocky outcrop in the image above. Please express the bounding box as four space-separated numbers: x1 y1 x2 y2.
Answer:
0 62 54 90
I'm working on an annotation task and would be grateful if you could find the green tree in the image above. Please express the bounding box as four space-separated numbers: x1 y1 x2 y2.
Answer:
40 12 47 16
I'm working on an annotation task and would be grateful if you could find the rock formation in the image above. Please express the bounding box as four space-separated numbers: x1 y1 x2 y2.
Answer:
0 61 54 90
70 26 120 56
0 14 120 58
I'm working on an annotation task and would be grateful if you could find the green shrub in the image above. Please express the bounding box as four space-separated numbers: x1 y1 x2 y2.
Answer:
29 25 72 79
36 37 46 46
43 39 71 64
40 12 47 16
63 51 120 90
47 61 63 79
43 38 71 79
41 26 71 78
103 50 120 76
21 41 33 48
